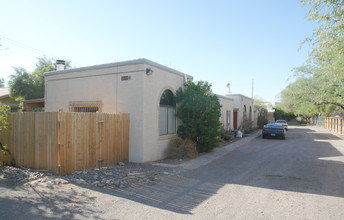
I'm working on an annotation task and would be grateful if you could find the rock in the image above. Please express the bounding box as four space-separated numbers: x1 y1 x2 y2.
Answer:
163 172 169 175
118 162 125 166
114 180 120 187
93 175 98 180
91 181 100 186
104 172 113 176
75 178 86 185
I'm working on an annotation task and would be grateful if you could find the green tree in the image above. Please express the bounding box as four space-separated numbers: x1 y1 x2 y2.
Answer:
292 0 344 113
0 78 5 88
9 56 70 100
175 81 222 152
0 104 14 166
254 97 268 128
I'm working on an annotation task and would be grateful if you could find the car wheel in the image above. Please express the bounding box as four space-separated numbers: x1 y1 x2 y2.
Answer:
262 134 265 139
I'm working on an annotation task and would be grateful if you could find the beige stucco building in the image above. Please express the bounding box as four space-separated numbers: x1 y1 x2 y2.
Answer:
0 88 20 112
44 58 254 162
225 94 254 130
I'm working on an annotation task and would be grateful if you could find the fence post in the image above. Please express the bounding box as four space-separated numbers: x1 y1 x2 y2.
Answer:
58 109 62 176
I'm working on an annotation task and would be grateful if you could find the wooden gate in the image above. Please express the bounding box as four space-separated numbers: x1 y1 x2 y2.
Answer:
0 112 129 175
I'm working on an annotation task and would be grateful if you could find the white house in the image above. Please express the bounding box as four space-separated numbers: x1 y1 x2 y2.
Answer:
44 58 253 162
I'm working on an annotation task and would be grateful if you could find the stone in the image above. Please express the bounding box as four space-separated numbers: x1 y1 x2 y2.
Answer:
75 178 86 185
118 162 125 166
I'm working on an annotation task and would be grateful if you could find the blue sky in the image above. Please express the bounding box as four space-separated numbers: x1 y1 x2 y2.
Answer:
0 0 316 103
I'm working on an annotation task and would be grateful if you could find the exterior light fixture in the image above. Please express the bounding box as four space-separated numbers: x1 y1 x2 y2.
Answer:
145 68 153 75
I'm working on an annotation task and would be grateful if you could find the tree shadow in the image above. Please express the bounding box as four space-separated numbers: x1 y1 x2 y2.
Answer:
0 184 102 219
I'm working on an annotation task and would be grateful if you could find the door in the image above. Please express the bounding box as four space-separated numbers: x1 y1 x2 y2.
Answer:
233 111 238 130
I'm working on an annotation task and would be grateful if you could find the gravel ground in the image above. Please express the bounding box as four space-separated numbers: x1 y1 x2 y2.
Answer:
0 162 184 189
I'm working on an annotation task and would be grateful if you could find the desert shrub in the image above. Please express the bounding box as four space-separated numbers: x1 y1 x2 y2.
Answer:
242 115 254 134
166 137 198 159
220 127 233 141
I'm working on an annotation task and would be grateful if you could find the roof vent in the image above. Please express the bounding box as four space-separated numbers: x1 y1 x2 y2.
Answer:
56 60 65 71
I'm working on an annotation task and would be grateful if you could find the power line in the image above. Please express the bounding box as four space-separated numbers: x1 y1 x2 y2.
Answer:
0 34 56 58
0 34 82 67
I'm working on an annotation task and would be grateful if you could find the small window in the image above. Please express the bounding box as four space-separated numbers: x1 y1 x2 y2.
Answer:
159 90 176 135
74 106 99 112
226 111 231 128
70 101 102 113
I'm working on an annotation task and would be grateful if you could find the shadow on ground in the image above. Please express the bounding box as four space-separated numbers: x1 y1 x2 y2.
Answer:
0 184 102 219
71 125 342 215
2 126 343 216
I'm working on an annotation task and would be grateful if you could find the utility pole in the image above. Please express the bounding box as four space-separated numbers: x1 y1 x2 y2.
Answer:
251 79 254 99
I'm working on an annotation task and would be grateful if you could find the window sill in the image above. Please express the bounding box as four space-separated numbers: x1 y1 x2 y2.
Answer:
158 134 177 141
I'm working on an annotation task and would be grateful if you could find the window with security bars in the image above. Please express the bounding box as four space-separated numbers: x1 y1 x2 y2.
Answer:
69 101 102 113
73 106 99 113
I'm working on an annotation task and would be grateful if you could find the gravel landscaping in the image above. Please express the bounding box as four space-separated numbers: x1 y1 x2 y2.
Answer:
0 162 183 189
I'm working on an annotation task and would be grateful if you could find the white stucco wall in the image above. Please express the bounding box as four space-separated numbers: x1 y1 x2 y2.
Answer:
44 59 188 162
217 95 235 130
44 59 254 162
225 94 254 129
141 63 186 162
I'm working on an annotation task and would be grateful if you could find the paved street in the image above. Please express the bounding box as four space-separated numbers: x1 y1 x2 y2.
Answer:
1 125 344 219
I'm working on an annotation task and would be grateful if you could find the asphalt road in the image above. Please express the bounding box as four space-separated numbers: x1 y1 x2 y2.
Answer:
1 125 344 219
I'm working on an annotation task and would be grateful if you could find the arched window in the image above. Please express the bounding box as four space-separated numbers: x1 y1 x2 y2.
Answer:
249 106 252 121
159 90 176 135
243 105 247 118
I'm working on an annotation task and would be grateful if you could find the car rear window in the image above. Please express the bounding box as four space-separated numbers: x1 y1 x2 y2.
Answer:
276 120 286 123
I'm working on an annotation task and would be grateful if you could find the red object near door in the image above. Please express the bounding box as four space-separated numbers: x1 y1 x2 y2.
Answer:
233 111 237 129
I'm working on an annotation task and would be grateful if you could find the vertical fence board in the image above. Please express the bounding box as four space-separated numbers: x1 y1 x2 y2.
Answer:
0 112 129 175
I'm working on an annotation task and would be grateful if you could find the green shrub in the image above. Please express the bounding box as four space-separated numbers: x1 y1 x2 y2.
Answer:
220 127 233 141
257 106 268 128
166 137 198 159
175 81 222 152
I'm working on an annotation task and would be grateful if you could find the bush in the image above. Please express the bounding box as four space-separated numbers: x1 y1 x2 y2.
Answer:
257 106 268 128
175 81 222 152
166 137 198 159
241 115 254 134
220 127 233 141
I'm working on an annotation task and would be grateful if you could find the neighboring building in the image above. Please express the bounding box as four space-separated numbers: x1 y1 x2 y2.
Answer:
44 58 254 162
225 94 254 130
217 95 235 130
267 109 275 123
0 88 20 112
23 98 45 112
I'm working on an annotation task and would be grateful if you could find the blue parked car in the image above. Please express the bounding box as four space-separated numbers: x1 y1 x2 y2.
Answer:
262 124 286 139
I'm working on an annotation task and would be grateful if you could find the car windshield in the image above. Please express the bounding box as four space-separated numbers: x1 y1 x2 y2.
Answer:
265 124 283 128
276 120 286 123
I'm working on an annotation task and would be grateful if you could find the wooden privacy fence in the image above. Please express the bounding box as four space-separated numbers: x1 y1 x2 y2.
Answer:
0 112 129 175
311 116 343 135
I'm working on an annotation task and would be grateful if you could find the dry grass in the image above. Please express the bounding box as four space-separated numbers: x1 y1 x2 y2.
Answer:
166 137 198 159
